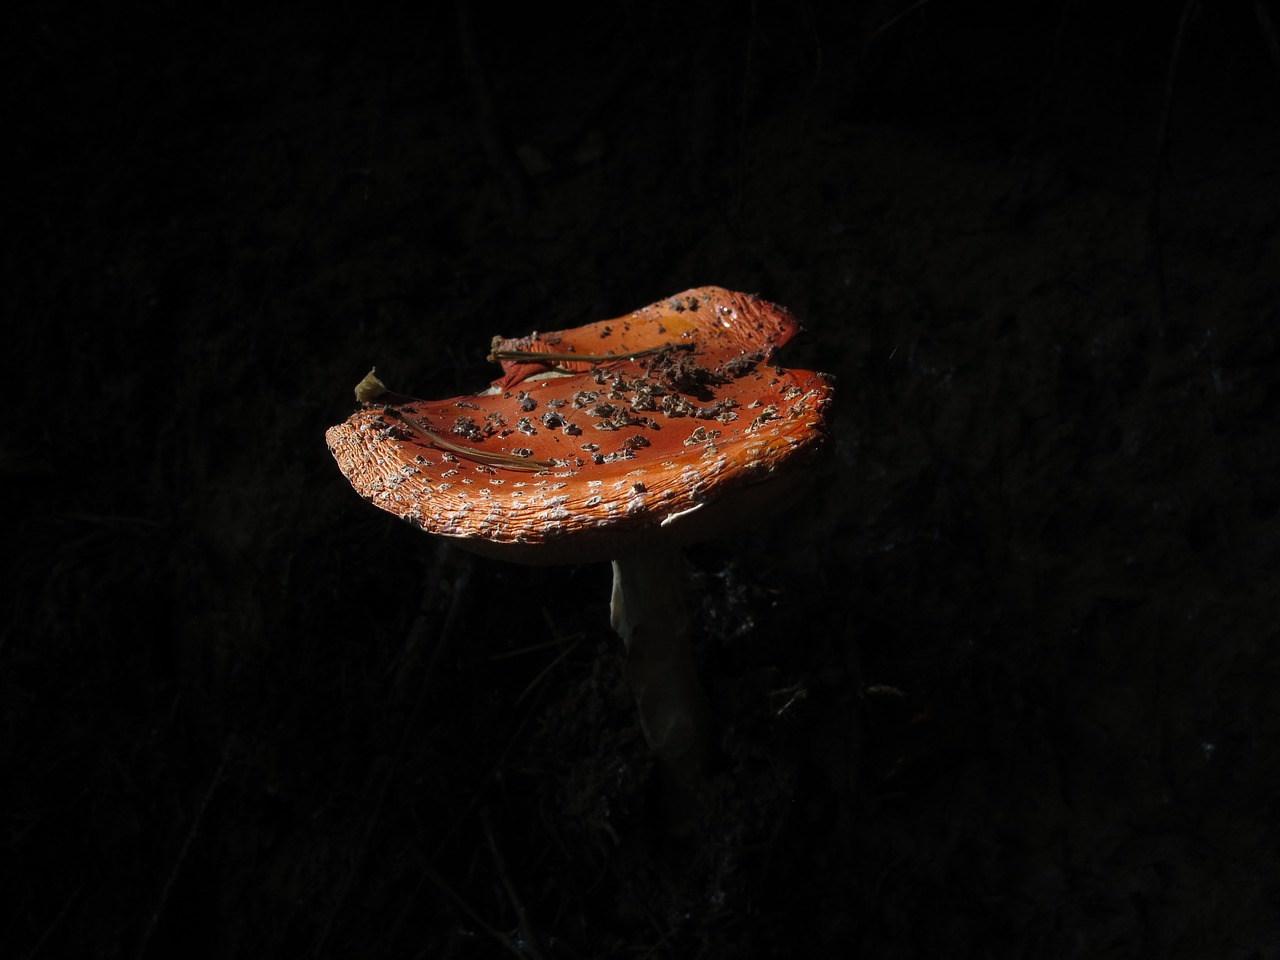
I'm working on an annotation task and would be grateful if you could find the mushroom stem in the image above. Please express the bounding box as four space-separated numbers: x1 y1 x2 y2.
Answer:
610 548 714 800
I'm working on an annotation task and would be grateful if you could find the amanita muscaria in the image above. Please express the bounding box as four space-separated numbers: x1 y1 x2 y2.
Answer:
326 287 834 815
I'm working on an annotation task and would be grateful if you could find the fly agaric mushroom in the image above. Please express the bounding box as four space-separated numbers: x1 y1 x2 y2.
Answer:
326 288 833 812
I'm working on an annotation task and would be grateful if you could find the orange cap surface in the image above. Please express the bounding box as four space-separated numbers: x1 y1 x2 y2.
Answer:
326 290 834 564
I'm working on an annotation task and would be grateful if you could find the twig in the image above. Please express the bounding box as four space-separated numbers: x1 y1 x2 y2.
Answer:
312 549 473 957
516 632 582 706
426 686 545 869
1254 0 1280 83
481 807 543 959
1148 0 1201 333
424 866 524 957
134 730 235 960
23 877 83 960
487 342 692 365
866 0 933 46
455 0 529 220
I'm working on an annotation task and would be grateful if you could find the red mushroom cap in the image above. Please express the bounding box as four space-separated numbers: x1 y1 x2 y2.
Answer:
488 286 803 391
326 291 834 565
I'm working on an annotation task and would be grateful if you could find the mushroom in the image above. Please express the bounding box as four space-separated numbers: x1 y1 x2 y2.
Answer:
326 287 834 820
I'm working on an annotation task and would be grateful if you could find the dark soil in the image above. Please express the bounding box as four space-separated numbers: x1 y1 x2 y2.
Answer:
6 3 1280 957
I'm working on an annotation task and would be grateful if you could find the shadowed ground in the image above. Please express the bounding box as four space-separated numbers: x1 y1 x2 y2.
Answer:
5 3 1279 957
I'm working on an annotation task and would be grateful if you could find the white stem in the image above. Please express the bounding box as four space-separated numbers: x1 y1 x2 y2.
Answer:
610 549 713 790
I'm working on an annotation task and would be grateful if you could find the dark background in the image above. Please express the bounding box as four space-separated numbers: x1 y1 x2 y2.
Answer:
6 2 1280 957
